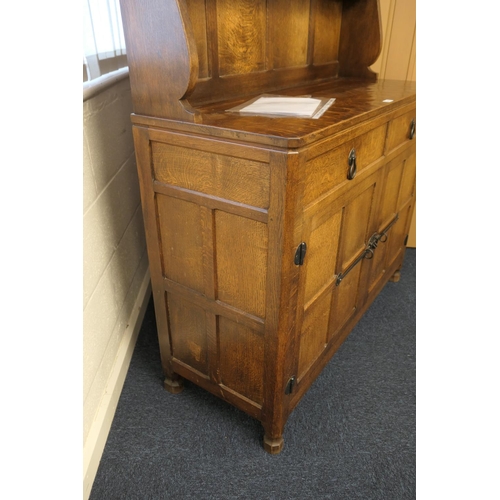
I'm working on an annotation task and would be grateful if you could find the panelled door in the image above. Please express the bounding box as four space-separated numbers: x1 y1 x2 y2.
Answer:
361 145 416 299
293 167 385 384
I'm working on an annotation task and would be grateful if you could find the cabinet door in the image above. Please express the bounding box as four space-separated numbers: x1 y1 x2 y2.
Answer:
361 146 416 296
293 169 383 382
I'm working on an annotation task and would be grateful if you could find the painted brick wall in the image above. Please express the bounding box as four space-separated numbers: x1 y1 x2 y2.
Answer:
83 76 148 445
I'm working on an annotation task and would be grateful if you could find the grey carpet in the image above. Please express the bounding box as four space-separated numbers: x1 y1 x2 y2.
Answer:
90 249 415 500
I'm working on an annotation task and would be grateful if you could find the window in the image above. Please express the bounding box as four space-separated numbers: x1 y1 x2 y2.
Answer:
83 0 127 82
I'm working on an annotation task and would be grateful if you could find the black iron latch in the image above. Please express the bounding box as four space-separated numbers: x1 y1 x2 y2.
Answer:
285 376 296 395
294 242 307 266
336 213 400 286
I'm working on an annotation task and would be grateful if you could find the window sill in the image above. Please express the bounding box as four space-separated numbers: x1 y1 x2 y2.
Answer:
83 67 129 102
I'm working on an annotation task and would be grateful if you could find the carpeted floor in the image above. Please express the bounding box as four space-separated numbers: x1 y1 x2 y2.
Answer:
90 249 416 500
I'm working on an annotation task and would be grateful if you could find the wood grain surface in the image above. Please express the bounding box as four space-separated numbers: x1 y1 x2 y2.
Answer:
121 0 416 454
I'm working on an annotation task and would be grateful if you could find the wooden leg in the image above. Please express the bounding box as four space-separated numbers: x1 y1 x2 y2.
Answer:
389 269 401 283
163 374 184 394
263 434 284 454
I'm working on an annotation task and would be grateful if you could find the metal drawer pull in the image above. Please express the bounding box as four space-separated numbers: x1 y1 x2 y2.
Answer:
347 148 357 180
335 214 399 286
409 119 416 140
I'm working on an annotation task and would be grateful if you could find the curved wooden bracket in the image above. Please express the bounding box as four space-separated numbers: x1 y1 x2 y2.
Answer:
120 0 200 121
338 0 382 80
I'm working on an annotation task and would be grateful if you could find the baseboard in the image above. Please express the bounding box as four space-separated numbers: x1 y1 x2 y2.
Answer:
83 269 151 500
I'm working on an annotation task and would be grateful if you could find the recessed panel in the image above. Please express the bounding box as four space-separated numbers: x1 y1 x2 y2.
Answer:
272 0 310 68
298 291 332 378
168 293 208 375
156 195 204 294
313 0 342 64
367 240 388 293
217 0 267 76
356 125 387 171
215 211 268 318
304 210 342 304
385 111 415 152
329 264 361 339
152 141 270 209
340 185 375 265
219 316 264 404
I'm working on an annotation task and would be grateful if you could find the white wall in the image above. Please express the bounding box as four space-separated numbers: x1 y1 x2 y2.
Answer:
83 71 151 499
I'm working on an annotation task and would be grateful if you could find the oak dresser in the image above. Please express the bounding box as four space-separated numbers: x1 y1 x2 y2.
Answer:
119 0 416 453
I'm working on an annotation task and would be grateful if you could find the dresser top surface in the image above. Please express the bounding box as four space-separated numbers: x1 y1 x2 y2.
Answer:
132 78 416 148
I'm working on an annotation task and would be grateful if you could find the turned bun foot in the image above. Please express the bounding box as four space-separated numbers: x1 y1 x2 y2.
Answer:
263 435 284 454
389 270 401 283
164 376 184 394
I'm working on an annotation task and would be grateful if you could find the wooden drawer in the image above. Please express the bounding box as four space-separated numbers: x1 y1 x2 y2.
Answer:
303 123 386 206
385 109 416 154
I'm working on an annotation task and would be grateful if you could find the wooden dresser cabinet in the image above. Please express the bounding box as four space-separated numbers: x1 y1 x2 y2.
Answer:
120 0 416 453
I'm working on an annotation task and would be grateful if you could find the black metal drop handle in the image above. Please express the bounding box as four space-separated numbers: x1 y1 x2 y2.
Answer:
347 148 357 180
409 119 416 140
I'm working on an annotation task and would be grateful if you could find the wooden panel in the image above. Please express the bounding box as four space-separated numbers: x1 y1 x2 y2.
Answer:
340 186 376 262
366 148 415 290
385 110 415 153
328 183 377 336
272 0 311 69
366 236 387 293
303 124 386 206
329 263 361 339
219 316 264 404
186 0 209 79
156 195 204 294
215 211 268 318
313 0 342 65
167 294 208 375
303 210 342 304
298 291 331 378
366 157 405 290
216 0 266 76
152 141 270 208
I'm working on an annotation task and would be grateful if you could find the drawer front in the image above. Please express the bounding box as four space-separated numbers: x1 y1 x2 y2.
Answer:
385 109 416 154
303 124 386 206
